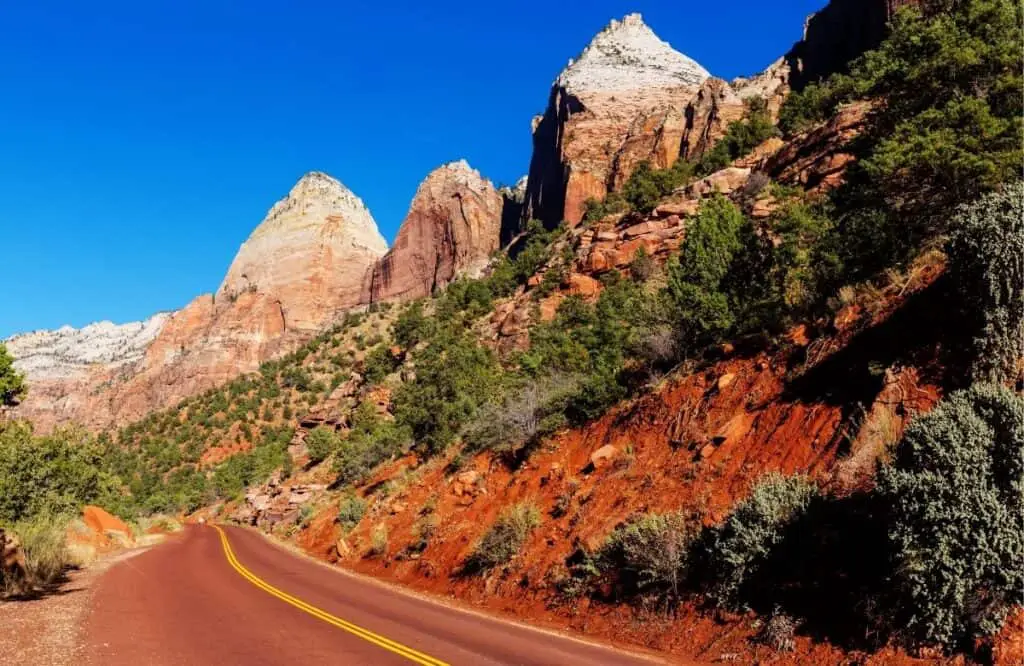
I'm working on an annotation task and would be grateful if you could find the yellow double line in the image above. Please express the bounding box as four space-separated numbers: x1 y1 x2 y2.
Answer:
212 524 448 665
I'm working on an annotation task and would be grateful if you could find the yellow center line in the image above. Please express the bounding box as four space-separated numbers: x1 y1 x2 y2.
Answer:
211 524 449 666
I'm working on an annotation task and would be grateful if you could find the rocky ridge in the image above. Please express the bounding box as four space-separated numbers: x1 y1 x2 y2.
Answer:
6 314 171 382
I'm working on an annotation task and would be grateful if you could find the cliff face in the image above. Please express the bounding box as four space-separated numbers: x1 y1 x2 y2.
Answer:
523 14 710 228
787 0 919 90
362 160 504 304
9 172 387 432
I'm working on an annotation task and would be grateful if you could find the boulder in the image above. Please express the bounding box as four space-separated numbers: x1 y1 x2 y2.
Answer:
567 273 602 298
686 167 751 198
82 505 132 543
590 444 619 469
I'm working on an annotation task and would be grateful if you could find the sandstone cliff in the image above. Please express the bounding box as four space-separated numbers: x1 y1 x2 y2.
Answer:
362 160 504 304
522 14 710 227
9 172 387 431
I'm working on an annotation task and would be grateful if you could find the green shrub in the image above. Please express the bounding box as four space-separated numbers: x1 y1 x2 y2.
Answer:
703 473 816 606
305 426 340 464
362 344 399 385
0 424 112 524
6 514 72 594
597 511 694 605
333 403 411 485
369 523 388 557
876 383 1023 646
0 343 26 407
464 503 540 574
393 332 499 455
665 195 746 351
947 183 1024 383
337 493 366 533
696 98 780 176
463 374 579 457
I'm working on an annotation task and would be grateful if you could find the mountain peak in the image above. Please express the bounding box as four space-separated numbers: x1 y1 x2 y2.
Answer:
249 171 387 254
557 13 711 94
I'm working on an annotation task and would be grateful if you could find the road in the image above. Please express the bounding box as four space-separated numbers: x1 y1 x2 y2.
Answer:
81 524 665 665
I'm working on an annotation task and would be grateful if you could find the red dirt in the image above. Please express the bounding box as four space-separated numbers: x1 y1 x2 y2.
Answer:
282 267 971 665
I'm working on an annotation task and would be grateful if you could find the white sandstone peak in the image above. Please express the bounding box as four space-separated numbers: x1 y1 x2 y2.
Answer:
250 171 387 254
557 13 711 94
5 312 172 381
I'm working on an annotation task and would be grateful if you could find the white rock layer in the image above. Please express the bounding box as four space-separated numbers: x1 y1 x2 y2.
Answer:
557 13 710 94
5 313 172 381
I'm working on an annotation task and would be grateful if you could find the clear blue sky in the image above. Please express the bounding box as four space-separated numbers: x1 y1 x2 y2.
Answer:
0 0 822 338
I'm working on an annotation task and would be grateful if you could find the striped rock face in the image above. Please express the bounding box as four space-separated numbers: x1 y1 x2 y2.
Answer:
361 160 504 305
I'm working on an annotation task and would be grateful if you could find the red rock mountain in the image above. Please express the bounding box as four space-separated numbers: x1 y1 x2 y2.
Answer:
8 173 387 431
361 160 504 304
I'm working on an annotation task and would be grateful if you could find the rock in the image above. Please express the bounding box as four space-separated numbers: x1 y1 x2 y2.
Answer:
389 502 407 515
567 273 602 298
686 167 751 197
717 373 736 391
1 528 26 586
697 443 717 460
654 200 699 217
750 197 778 219
523 14 710 227
595 230 619 242
590 444 618 469
9 172 387 432
766 102 870 192
788 324 811 347
82 505 133 544
622 220 668 239
680 78 747 161
336 537 353 559
362 160 504 304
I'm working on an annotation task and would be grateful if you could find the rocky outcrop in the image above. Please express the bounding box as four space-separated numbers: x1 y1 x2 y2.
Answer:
523 14 710 227
10 172 387 432
362 160 504 304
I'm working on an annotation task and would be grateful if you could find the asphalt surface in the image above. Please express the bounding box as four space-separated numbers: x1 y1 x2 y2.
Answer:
81 524 664 665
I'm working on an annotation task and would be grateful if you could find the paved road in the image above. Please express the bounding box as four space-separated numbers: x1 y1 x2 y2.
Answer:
82 524 665 665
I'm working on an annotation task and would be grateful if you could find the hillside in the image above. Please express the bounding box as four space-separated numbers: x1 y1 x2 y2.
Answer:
2 2 1022 664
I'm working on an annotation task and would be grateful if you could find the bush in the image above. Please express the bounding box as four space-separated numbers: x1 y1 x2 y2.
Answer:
362 344 399 385
0 424 112 524
464 503 540 574
463 374 579 458
0 343 26 407
333 404 411 485
369 523 388 558
337 493 366 533
703 473 816 606
665 195 746 352
696 98 780 176
947 183 1024 383
305 426 340 464
393 331 499 455
621 160 695 214
6 514 72 595
597 511 693 605
876 383 1024 646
